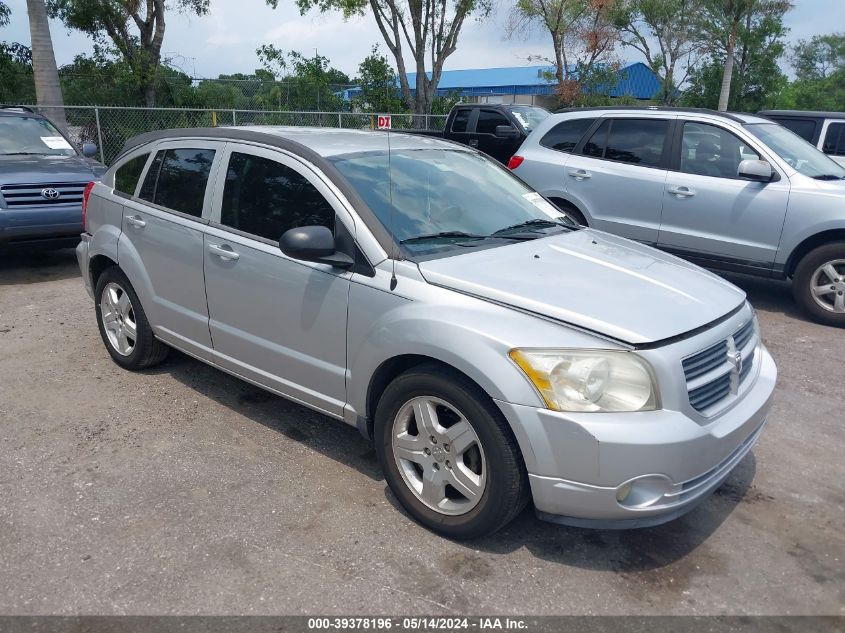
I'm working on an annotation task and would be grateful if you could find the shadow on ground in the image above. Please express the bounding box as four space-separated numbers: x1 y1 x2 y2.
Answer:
0 246 80 286
150 348 756 575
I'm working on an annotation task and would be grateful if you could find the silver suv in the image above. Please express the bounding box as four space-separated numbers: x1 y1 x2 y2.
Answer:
511 107 845 326
77 126 776 537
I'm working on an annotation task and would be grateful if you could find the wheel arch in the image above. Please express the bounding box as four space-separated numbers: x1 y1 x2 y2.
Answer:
785 230 845 277
89 254 118 290
547 195 589 226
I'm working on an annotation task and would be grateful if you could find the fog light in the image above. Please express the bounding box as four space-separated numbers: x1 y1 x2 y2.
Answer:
615 482 632 502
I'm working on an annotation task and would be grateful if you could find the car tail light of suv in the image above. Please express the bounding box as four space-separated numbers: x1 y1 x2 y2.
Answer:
507 155 525 170
81 181 95 232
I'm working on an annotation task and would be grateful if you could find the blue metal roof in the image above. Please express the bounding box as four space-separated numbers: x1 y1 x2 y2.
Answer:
338 62 660 101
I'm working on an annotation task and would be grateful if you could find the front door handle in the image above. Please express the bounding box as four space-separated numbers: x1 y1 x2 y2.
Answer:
208 243 240 261
568 169 592 180
125 215 146 228
668 186 696 198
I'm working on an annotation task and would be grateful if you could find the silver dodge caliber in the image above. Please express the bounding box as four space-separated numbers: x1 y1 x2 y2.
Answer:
77 127 777 538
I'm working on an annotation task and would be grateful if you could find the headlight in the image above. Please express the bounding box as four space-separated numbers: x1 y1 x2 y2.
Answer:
509 349 660 412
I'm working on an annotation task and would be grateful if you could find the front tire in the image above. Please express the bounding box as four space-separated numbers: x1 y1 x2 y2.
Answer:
94 267 169 369
792 242 845 327
374 364 529 539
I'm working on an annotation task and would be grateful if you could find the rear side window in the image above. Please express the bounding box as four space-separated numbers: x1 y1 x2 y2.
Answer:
138 148 216 218
476 109 511 135
113 153 149 197
822 123 845 156
604 119 668 167
220 152 335 242
776 118 817 142
451 109 472 133
540 118 596 153
582 119 610 158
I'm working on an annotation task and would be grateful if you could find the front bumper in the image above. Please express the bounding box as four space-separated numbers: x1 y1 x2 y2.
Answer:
495 344 776 528
0 204 83 245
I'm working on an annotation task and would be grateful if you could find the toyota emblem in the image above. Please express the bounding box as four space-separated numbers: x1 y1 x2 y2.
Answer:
41 188 60 200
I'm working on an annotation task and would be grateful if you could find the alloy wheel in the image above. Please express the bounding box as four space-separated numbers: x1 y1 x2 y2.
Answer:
810 259 845 313
391 396 487 515
100 282 137 356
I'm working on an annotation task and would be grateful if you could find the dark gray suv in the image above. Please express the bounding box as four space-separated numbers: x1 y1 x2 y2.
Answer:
0 106 105 248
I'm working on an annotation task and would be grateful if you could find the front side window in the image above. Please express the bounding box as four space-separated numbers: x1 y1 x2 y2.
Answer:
822 123 845 157
220 152 335 242
745 122 845 179
451 109 472 133
476 109 511 135
680 122 760 179
138 148 216 217
114 153 149 196
540 118 596 153
0 115 76 157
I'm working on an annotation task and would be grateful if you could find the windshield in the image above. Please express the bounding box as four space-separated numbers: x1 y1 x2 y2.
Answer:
330 149 573 257
0 115 76 157
508 106 549 133
745 122 845 179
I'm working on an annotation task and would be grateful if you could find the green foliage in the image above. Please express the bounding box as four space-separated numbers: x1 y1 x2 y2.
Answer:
775 33 845 110
683 0 789 111
256 44 350 111
0 1 10 27
0 42 35 104
351 45 405 113
47 0 210 106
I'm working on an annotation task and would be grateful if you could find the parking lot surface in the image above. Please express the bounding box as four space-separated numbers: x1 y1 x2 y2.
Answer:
0 247 842 615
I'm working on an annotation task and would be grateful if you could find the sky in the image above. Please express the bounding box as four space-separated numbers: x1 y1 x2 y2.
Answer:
2 0 843 79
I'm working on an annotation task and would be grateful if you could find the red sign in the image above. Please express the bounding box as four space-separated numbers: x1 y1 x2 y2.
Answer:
377 115 392 130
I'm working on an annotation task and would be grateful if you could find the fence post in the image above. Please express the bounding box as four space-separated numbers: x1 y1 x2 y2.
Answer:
232 110 237 126
94 107 105 164
338 112 342 128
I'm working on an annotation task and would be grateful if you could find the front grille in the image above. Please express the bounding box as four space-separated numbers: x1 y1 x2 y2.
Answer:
0 182 87 208
683 319 758 415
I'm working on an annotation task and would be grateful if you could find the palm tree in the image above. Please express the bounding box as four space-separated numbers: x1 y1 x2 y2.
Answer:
25 0 68 132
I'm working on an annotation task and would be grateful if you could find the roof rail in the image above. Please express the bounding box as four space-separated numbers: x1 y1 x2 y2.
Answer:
553 105 748 124
0 105 36 113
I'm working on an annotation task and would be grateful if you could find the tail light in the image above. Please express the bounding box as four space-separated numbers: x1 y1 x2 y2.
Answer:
81 181 95 232
507 155 525 170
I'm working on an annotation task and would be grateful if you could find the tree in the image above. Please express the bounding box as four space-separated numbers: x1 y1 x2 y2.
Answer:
48 0 210 107
257 45 350 111
791 33 845 80
683 1 788 111
271 0 490 116
0 43 36 104
696 0 791 111
1 2 11 26
509 0 619 106
27 0 68 131
352 45 405 112
614 0 703 104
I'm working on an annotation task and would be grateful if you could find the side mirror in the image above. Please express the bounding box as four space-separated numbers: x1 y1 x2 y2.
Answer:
81 142 98 158
737 159 774 182
495 125 520 139
279 225 353 269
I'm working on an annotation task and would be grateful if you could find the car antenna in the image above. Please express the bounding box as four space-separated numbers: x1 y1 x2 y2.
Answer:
387 123 398 291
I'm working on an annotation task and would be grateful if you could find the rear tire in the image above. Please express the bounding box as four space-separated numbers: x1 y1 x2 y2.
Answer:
792 242 845 327
374 363 529 539
94 267 169 369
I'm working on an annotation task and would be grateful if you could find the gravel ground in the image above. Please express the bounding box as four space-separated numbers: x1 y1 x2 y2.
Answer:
0 247 842 616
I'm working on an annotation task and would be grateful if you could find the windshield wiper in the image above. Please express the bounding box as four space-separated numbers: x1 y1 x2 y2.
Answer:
400 231 487 244
490 218 570 237
812 174 845 180
0 152 52 156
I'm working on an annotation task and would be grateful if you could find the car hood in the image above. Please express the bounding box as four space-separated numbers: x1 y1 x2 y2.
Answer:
0 154 105 185
416 229 746 345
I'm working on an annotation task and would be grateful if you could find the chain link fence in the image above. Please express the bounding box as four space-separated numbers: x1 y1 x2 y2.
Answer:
30 106 448 165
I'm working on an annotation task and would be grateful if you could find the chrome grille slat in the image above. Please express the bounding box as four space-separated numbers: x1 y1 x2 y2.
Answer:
683 319 759 415
1 182 87 208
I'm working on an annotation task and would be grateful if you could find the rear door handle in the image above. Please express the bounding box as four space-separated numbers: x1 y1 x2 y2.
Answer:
568 169 592 180
668 186 696 198
208 243 240 261
125 215 146 228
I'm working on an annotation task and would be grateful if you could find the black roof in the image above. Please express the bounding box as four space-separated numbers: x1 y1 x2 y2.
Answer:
759 109 845 119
